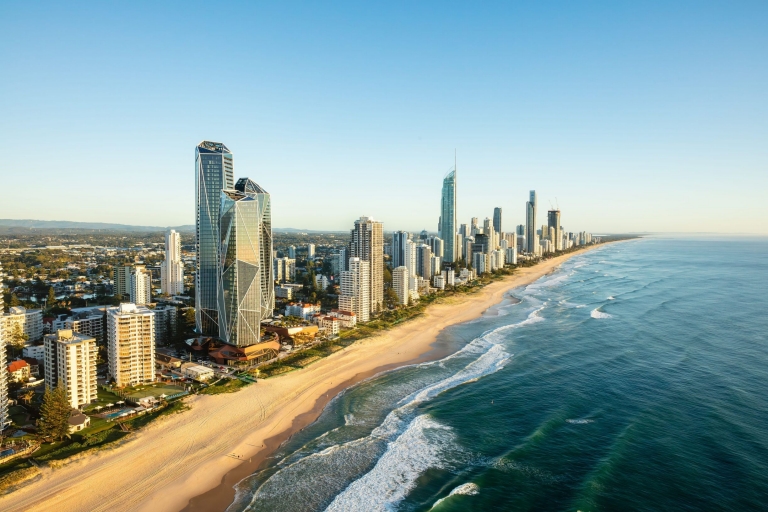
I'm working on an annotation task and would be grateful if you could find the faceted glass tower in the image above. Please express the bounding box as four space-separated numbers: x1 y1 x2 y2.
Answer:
440 168 457 263
196 141 234 337
218 178 274 347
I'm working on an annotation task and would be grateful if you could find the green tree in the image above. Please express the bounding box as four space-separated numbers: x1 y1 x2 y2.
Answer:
38 383 71 441
47 287 56 309
7 322 29 358
9 293 21 307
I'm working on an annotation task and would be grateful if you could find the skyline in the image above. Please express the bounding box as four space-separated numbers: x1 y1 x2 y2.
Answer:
1 2 767 234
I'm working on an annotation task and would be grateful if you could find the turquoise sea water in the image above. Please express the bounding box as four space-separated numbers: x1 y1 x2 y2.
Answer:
229 238 768 511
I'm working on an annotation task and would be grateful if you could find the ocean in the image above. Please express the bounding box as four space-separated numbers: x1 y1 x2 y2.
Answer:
228 238 768 511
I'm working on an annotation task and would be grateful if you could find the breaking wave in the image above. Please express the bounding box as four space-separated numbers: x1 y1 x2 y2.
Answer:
431 482 480 508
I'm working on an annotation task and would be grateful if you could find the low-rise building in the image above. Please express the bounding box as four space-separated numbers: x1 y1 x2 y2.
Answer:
180 363 214 382
22 344 45 360
319 316 340 336
68 409 91 433
7 360 31 383
66 311 105 343
275 286 293 299
329 309 357 329
285 302 321 321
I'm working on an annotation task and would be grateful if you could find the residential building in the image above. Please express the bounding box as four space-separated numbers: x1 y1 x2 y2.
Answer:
8 360 30 383
506 248 518 265
285 302 321 320
392 266 409 306
65 311 105 344
113 265 151 304
430 255 442 278
315 274 330 290
473 252 489 274
526 190 537 255
161 229 184 296
23 344 45 360
218 178 274 347
493 207 503 235
442 269 456 287
153 305 178 345
319 316 340 336
195 140 235 338
339 257 371 322
416 244 433 278
275 286 293 299
433 275 445 290
288 245 296 259
307 244 316 258
349 217 383 314
44 329 98 409
428 236 444 260
182 364 214 381
274 257 297 283
548 209 562 251
3 306 44 343
329 310 357 328
107 304 156 387
439 168 457 263
392 231 410 269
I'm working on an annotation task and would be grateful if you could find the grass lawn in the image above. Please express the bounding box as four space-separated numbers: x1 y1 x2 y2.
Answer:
123 383 186 400
199 378 250 395
83 388 122 412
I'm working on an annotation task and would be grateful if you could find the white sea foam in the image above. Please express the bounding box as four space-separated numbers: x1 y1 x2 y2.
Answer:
431 482 480 508
608 296 615 300
566 418 594 424
591 308 612 319
325 415 453 512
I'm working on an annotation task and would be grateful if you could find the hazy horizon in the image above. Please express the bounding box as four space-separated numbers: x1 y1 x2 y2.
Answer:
1 2 766 234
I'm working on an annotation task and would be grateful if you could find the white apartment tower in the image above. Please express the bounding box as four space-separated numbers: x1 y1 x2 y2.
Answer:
349 217 384 314
161 229 184 296
392 266 409 306
107 304 156 387
44 329 98 409
115 265 152 305
339 257 371 323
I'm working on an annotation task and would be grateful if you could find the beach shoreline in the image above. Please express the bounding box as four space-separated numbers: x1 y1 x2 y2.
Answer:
0 244 607 512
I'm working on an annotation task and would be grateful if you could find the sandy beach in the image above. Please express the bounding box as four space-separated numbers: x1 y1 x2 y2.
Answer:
0 246 602 512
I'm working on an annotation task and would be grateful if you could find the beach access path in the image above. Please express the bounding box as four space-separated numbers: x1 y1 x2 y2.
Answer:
0 246 603 512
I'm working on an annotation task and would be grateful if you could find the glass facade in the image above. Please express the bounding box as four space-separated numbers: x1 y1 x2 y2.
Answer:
195 141 234 336
526 190 537 254
218 178 274 347
440 169 457 263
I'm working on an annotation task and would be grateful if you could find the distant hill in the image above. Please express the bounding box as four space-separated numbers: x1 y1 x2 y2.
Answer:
0 219 195 233
0 219 343 234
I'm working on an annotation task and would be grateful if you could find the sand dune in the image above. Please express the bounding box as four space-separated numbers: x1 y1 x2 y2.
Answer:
0 247 601 512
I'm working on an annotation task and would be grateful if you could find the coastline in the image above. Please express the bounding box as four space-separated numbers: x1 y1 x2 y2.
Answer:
0 245 606 512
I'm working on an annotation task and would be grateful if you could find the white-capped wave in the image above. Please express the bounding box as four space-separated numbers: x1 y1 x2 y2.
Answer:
608 296 615 300
326 415 452 511
431 482 480 508
566 418 594 424
590 308 612 319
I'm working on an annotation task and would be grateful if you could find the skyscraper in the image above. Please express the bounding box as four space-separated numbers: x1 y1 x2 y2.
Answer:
196 141 234 336
548 209 562 251
493 207 502 235
440 167 457 263
392 231 410 269
161 229 184 296
349 216 384 313
218 178 274 347
339 257 371 322
526 191 537 255
307 244 316 258
115 265 151 305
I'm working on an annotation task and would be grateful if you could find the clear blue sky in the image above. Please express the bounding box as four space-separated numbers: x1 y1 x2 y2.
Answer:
1 1 766 233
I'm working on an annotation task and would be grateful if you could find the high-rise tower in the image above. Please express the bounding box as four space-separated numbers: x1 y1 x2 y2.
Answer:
218 178 274 347
493 207 502 235
392 231 410 269
349 217 384 314
548 209 562 251
196 141 234 336
161 229 184 296
0 267 7 429
526 191 537 255
440 166 457 263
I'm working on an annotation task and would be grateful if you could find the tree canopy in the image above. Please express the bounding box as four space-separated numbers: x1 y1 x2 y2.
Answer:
38 383 72 441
